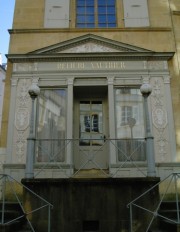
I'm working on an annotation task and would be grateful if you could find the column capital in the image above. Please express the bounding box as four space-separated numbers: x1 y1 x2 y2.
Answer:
11 78 18 86
67 77 74 85
107 76 114 85
163 75 170 84
31 76 39 85
141 75 150 84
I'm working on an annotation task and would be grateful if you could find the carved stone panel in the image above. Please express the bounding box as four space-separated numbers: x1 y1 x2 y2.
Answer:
15 108 29 131
13 79 31 163
59 42 119 53
150 77 170 162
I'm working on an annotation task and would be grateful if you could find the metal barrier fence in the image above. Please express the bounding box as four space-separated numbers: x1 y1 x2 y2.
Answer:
127 172 180 232
34 138 147 178
0 174 53 232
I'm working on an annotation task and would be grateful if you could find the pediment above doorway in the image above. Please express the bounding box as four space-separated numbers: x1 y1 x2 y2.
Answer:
7 34 174 62
29 34 153 54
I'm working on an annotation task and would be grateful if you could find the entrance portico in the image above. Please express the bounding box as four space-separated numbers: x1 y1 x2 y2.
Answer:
6 34 175 179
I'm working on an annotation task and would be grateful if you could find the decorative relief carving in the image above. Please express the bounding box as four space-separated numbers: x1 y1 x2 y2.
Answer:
0 160 4 172
11 78 18 86
148 61 164 70
34 63 38 71
152 108 167 129
13 63 39 72
17 79 30 107
13 64 17 72
14 64 29 72
163 75 170 84
142 76 150 84
15 108 29 130
116 79 141 85
151 78 168 161
67 77 74 85
14 79 32 163
156 129 168 162
107 76 114 85
143 61 147 69
152 80 163 107
163 61 168 70
16 131 27 163
60 42 119 53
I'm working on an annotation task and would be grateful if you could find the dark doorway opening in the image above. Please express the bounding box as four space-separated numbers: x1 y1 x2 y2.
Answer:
83 220 99 231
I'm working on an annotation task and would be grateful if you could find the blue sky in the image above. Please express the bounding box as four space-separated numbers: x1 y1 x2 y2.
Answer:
0 0 15 64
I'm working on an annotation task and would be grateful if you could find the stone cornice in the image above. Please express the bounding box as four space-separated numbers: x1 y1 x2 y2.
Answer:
8 27 172 34
7 52 174 63
7 34 174 63
172 11 180 15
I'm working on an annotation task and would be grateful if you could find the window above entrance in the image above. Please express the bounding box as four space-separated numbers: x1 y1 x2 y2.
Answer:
76 0 116 28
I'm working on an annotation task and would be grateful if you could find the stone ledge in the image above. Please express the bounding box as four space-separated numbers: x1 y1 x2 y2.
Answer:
8 27 172 34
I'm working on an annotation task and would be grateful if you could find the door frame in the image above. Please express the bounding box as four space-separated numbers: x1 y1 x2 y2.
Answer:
73 86 109 170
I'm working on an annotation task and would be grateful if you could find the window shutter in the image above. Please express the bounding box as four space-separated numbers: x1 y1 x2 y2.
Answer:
44 0 70 28
123 0 149 27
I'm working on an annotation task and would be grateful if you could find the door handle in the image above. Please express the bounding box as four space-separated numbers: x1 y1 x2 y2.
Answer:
103 135 106 142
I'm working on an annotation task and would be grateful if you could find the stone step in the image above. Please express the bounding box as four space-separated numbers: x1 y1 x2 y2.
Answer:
18 223 32 232
158 201 180 232
0 202 27 232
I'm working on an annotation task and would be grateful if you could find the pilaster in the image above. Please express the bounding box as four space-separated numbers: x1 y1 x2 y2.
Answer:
66 77 74 169
6 78 18 163
107 76 116 166
163 75 177 161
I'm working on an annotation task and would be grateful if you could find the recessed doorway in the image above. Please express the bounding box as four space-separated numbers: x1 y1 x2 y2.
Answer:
73 86 108 171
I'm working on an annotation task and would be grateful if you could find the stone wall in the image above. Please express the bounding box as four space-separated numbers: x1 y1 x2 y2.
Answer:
22 178 160 232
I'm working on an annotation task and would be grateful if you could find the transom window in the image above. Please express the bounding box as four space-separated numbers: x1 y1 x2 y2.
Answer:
76 0 116 28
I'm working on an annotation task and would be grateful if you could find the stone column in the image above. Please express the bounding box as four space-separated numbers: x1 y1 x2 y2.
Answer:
107 76 116 167
66 77 74 172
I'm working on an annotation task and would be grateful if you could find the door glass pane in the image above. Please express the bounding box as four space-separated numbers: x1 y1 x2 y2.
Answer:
91 101 103 133
91 101 103 145
80 101 90 145
79 101 103 146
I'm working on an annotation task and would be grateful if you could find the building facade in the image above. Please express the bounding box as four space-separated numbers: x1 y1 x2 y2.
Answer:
0 63 5 134
1 0 180 180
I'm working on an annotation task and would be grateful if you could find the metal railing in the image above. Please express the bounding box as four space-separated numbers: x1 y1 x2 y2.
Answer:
34 138 147 178
0 174 53 232
127 172 180 232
